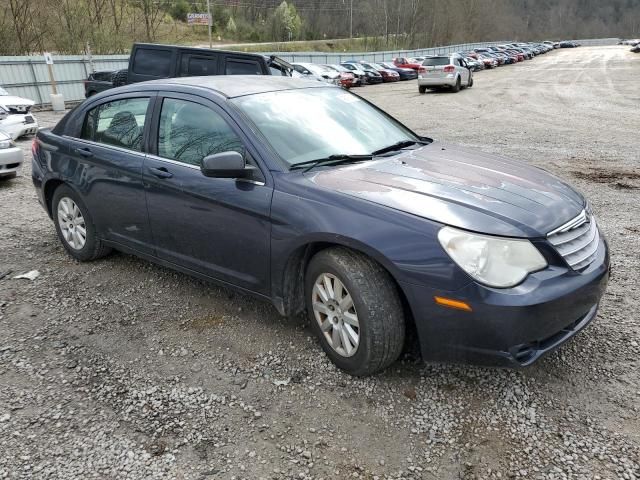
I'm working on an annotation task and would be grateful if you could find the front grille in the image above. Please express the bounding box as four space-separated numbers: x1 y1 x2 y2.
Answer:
547 210 599 271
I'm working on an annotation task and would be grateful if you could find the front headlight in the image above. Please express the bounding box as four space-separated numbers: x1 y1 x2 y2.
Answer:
0 138 14 149
438 226 547 288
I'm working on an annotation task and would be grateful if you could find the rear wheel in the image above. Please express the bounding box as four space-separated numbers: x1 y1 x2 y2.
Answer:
305 248 405 376
52 185 111 262
451 76 461 93
418 85 427 94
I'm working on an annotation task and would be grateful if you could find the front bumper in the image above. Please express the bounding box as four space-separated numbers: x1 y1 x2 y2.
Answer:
0 114 38 140
401 234 610 367
0 146 23 176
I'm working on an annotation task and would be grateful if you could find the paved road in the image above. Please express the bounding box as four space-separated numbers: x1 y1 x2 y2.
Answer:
0 46 638 479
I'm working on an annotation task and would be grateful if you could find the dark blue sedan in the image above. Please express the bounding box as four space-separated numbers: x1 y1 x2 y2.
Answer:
32 76 609 375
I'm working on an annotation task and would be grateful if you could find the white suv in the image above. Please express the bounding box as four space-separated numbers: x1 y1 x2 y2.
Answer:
417 55 473 93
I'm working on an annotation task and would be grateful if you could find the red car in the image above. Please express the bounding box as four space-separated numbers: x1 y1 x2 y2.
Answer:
393 57 422 71
361 62 400 82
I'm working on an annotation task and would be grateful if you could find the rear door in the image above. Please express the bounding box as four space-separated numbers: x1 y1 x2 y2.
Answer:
455 57 471 84
70 93 155 253
142 93 273 294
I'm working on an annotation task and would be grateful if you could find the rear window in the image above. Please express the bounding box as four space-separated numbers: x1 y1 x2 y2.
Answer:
422 58 450 66
132 48 171 77
225 60 262 75
182 55 218 76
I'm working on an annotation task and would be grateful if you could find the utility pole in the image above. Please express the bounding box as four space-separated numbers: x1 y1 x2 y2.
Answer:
207 0 212 49
350 0 353 39
344 0 353 39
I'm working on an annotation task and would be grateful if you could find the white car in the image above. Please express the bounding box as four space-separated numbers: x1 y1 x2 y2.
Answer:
418 55 473 93
292 63 341 85
0 129 23 179
0 87 39 140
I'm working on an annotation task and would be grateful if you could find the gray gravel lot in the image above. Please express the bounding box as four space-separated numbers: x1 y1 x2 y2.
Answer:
0 45 639 479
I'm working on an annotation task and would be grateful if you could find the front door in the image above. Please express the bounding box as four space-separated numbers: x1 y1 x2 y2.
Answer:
143 94 273 294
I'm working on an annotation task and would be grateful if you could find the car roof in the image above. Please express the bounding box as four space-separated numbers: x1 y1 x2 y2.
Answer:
118 75 330 99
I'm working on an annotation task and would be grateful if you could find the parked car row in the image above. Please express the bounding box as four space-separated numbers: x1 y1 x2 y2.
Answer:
416 41 560 93
292 59 419 88
619 39 640 46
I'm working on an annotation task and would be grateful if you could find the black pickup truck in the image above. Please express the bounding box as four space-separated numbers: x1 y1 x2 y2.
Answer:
83 43 294 98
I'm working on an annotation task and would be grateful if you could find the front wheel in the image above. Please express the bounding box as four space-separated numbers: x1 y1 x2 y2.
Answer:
418 85 427 94
468 75 474 88
305 248 405 376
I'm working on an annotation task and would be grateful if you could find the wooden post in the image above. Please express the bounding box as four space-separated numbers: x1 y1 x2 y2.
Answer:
43 52 57 95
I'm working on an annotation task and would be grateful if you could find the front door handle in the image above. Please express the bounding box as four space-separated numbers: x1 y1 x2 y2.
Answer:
149 166 173 179
75 147 93 158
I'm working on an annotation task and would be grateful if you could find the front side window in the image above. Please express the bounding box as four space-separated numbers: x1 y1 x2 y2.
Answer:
157 98 244 166
81 97 149 151
233 88 417 167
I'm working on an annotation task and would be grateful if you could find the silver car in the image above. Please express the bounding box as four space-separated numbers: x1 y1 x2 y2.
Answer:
418 55 473 93
0 129 23 179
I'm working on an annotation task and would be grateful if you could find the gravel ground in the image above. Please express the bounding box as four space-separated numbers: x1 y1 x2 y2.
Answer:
1 45 639 480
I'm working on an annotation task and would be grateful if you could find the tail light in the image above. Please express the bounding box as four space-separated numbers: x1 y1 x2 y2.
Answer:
31 137 40 157
444 65 455 73
418 67 427 74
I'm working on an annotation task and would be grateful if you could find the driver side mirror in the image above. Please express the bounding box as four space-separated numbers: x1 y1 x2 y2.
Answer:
201 151 251 179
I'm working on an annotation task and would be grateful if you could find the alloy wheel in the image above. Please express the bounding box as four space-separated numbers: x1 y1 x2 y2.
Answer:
57 197 87 250
312 273 360 357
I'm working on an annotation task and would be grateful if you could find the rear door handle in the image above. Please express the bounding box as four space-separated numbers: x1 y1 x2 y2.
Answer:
149 166 173 179
75 147 93 158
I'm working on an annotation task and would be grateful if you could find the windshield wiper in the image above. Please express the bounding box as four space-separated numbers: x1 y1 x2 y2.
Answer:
371 139 428 156
290 154 374 173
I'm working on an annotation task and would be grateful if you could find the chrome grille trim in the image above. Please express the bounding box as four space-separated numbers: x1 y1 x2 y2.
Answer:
547 209 599 271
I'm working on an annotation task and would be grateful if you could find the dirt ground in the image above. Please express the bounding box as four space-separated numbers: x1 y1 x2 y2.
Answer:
1 45 639 479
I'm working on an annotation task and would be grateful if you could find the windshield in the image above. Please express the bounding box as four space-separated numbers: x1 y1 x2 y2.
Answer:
0 87 8 96
233 88 418 168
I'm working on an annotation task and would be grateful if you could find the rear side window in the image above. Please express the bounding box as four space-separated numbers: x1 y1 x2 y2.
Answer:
132 48 171 77
181 55 218 76
157 98 244 166
422 58 450 66
225 60 262 75
81 97 149 152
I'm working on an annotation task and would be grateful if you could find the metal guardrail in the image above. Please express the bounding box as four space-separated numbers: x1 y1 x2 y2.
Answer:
0 38 620 107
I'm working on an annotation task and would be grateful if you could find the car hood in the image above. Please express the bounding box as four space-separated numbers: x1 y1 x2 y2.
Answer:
308 142 585 238
0 95 35 108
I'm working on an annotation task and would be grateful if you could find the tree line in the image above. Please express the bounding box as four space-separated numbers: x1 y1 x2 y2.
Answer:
0 0 638 55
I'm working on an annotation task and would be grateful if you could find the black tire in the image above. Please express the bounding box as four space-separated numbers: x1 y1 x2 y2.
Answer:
468 75 474 88
451 76 461 93
304 247 405 376
52 184 111 262
0 172 17 180
418 85 427 94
